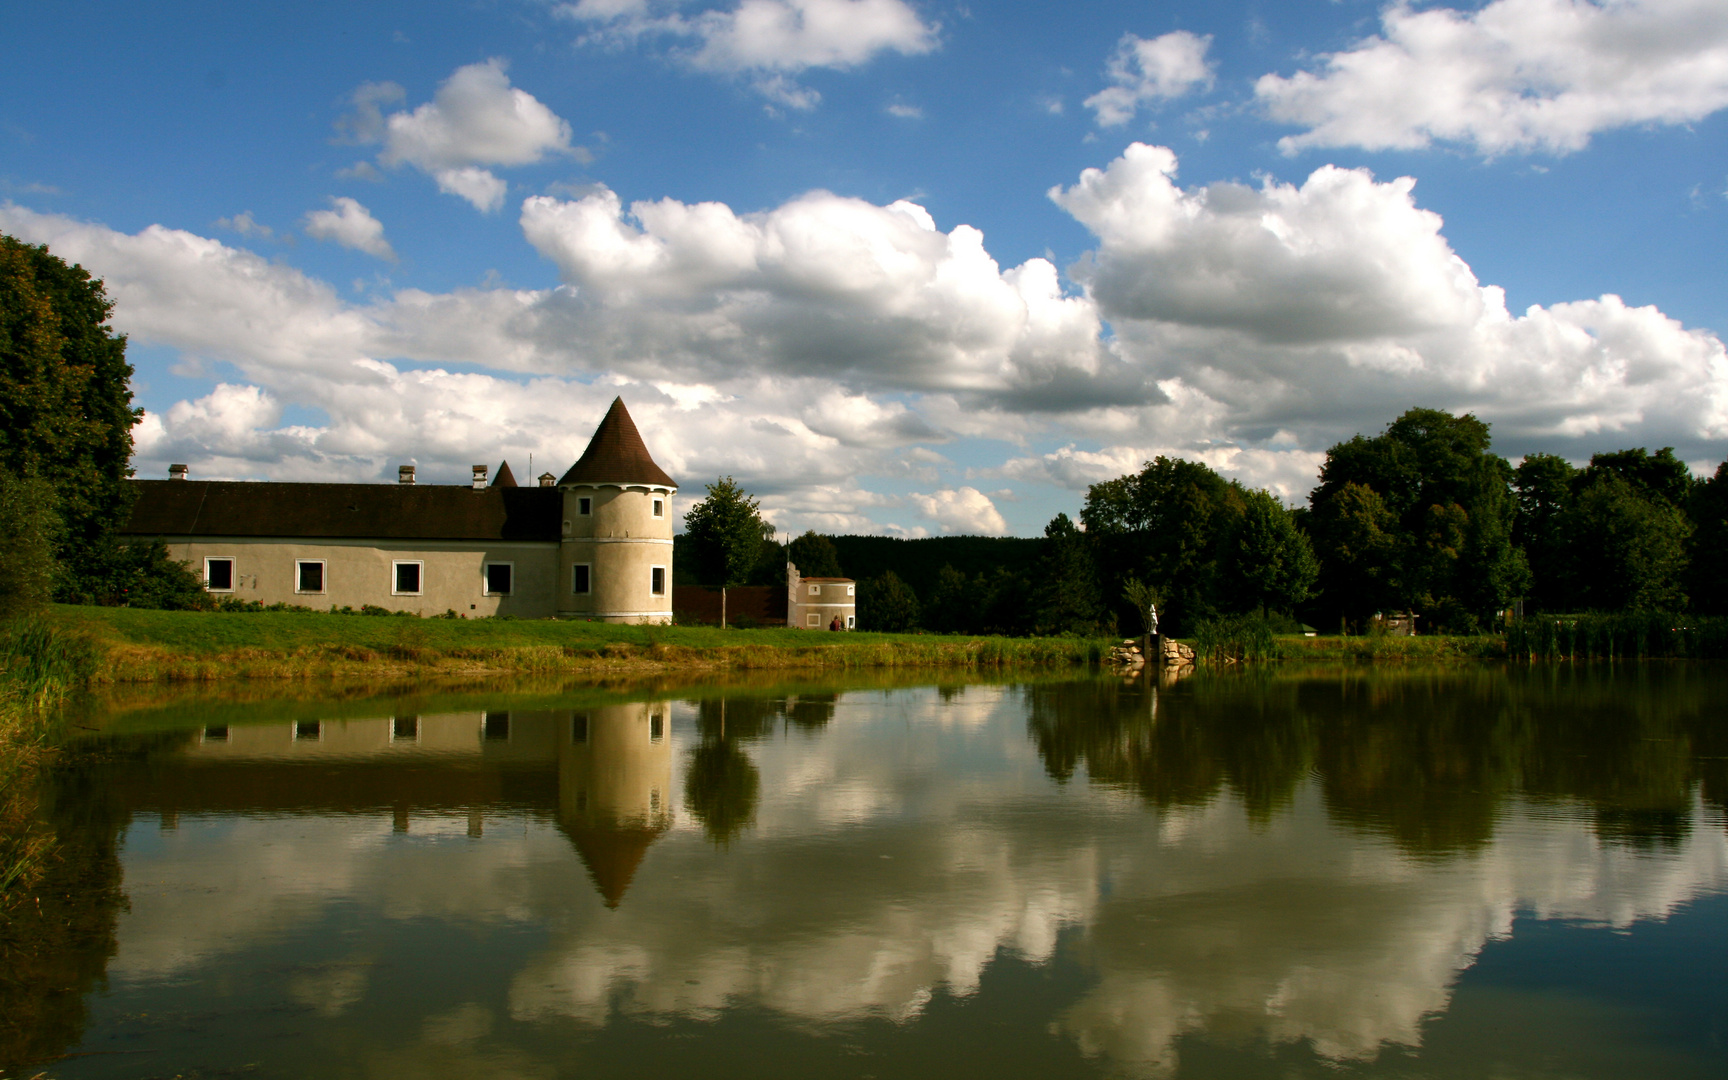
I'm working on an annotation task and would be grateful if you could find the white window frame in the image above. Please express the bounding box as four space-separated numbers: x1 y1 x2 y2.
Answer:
483 711 511 743
484 561 514 596
846 615 856 629
204 556 236 592
572 563 592 595
295 558 326 595
650 565 667 596
392 560 424 596
294 720 322 742
391 715 420 743
807 612 820 627
578 496 592 515
847 583 855 596
652 497 664 518
808 584 821 596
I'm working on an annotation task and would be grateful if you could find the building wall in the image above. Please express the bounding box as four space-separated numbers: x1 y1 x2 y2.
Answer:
785 565 856 630
558 484 675 623
160 537 561 617
558 701 673 829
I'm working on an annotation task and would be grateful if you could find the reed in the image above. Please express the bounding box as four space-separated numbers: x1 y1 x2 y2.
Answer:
1505 613 1728 660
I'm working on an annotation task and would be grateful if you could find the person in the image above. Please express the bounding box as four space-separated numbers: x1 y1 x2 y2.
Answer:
829 615 842 631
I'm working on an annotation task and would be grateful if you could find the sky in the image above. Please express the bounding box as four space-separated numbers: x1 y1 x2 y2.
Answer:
3 0 1726 537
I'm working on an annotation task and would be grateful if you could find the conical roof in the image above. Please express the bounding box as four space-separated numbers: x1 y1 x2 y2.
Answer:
491 460 518 488
561 823 667 908
558 397 676 488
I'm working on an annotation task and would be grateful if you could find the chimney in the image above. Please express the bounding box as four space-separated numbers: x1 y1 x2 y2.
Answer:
398 465 416 485
538 472 556 488
168 463 189 481
472 464 487 490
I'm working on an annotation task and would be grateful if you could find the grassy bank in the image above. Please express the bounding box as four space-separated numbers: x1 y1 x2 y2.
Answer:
0 621 98 904
43 605 1109 683
1506 613 1728 660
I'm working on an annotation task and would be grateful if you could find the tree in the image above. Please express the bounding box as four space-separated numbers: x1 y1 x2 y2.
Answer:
0 472 58 617
683 477 776 623
924 564 971 634
1032 513 1109 636
1307 481 1399 627
0 235 140 600
787 530 843 578
1309 408 1526 630
860 570 920 632
1514 453 1581 613
1219 490 1319 616
1560 475 1692 611
1690 459 1728 614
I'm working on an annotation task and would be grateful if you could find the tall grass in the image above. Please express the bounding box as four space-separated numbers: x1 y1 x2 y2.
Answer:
1506 613 1728 660
0 620 98 903
1192 614 1278 663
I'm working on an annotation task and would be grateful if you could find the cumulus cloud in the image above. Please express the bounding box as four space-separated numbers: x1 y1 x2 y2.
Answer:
338 60 577 211
1256 0 1728 155
563 0 938 108
907 486 1008 534
303 197 396 261
214 211 273 239
1085 30 1215 127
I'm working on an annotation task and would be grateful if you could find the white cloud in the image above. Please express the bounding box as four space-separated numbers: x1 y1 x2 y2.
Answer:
907 486 1008 534
885 102 923 119
1085 30 1215 127
339 60 576 210
564 0 937 107
214 211 273 239
303 197 396 261
1256 0 1728 155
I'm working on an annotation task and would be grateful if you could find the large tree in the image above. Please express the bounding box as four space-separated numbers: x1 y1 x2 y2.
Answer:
682 476 776 591
0 235 139 600
1309 408 1527 631
787 530 843 578
1219 489 1319 617
1690 460 1728 614
1032 513 1109 636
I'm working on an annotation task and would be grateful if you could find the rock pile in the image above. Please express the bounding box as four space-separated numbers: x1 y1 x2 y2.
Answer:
1105 639 1146 669
1160 638 1196 666
1104 637 1197 669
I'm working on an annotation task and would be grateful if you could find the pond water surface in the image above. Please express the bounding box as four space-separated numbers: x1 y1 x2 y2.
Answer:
7 663 1728 1079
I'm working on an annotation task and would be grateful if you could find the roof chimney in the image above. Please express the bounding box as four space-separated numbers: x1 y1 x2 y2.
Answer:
472 464 487 490
538 472 556 488
168 463 189 481
398 465 417 485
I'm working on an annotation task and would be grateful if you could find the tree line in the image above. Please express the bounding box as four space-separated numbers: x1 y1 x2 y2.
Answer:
683 408 1727 636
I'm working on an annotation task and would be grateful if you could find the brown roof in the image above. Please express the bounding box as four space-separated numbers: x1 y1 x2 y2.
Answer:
123 480 562 542
491 460 518 488
558 397 676 489
560 822 667 908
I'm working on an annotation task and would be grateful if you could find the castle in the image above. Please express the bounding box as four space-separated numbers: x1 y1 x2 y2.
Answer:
123 397 678 623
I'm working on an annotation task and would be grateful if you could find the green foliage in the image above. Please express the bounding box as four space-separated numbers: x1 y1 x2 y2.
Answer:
860 569 921 632
1191 613 1278 663
0 472 58 618
1513 453 1581 612
110 541 211 610
923 564 971 633
1121 577 1163 635
1561 475 1693 611
1033 513 1110 636
1218 489 1318 615
1506 613 1728 659
682 476 776 589
787 530 843 578
1690 461 1728 614
0 235 139 600
826 534 1043 599
1309 408 1526 629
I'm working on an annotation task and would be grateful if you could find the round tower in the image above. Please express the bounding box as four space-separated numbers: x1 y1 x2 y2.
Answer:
557 398 677 623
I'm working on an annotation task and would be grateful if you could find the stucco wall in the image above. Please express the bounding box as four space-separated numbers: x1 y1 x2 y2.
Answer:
789 579 856 630
558 485 675 623
161 537 561 617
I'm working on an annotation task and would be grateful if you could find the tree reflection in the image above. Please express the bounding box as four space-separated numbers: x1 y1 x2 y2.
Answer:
684 698 770 846
1027 665 1728 856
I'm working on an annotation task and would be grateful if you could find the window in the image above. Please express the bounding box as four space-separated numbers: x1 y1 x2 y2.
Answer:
393 561 423 595
651 566 666 596
392 716 419 742
294 720 321 741
484 711 510 741
296 560 325 594
578 496 592 515
808 613 820 627
808 584 820 596
652 498 664 517
846 615 856 629
485 562 512 595
847 583 855 596
571 713 589 744
650 713 664 742
572 564 591 595
204 557 235 592
202 725 228 743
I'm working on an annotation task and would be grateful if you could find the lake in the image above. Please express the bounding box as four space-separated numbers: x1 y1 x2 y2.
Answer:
6 663 1726 1079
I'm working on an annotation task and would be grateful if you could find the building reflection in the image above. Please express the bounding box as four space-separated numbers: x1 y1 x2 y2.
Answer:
131 704 675 908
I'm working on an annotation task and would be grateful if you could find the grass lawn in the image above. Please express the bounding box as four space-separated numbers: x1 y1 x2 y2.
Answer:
44 605 1110 682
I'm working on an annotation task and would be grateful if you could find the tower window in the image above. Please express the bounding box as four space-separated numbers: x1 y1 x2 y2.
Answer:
652 498 664 517
651 566 666 596
572 564 591 594
578 496 592 515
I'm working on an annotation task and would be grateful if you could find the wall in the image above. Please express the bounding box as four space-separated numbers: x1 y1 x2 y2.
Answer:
164 537 561 617
672 585 787 627
558 485 675 623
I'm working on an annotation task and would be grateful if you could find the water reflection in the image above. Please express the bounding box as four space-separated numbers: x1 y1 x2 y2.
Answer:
7 667 1726 1078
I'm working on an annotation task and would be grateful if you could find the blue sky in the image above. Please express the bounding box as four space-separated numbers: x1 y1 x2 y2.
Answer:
4 0 1726 536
